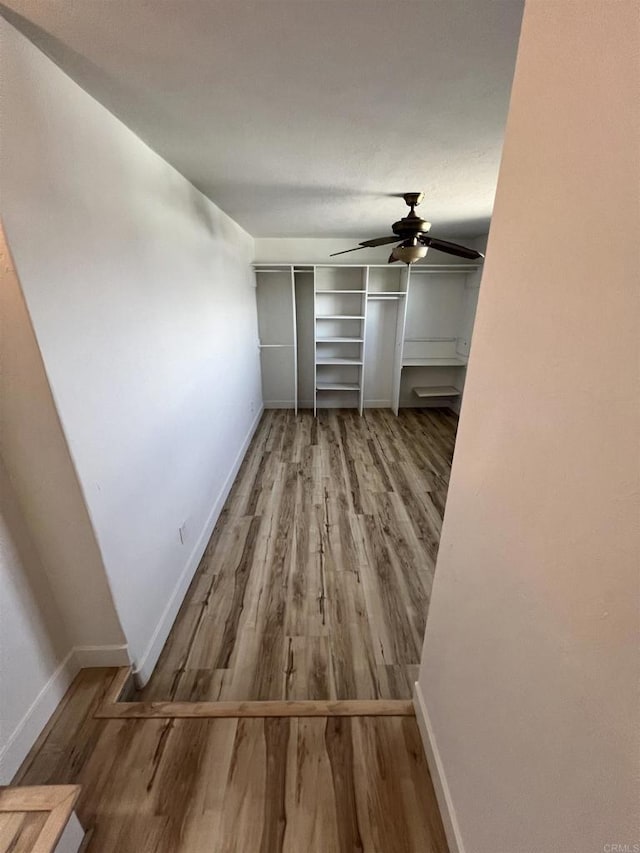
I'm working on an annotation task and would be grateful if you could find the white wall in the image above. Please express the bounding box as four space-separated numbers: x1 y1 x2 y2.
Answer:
0 225 126 781
415 3 640 852
0 227 127 651
0 459 73 782
1 18 263 680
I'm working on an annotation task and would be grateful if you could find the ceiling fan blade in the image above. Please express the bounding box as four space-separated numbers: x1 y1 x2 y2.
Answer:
329 246 368 257
387 251 400 264
421 236 484 260
359 235 400 247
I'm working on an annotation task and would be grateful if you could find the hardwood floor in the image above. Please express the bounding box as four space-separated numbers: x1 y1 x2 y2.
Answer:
138 408 457 702
14 669 449 853
9 411 456 851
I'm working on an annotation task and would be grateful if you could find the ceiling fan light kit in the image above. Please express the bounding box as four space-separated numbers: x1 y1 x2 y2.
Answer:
330 193 484 265
392 243 428 264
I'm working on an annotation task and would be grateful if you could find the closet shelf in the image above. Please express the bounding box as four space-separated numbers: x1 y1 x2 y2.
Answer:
255 261 477 417
316 336 364 343
403 357 467 367
316 315 365 320
316 382 361 391
316 358 363 365
413 386 461 398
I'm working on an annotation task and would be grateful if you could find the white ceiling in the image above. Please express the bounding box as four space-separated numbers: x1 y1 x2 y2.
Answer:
1 1 524 238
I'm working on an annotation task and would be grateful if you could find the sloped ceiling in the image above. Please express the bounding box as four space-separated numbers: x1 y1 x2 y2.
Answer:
1 1 524 237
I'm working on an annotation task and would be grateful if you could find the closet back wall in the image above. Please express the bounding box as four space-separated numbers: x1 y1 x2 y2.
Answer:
1 19 263 681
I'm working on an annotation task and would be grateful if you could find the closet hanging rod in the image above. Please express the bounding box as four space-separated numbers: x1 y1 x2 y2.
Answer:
259 343 295 348
410 266 480 274
404 336 457 343
316 336 364 343
316 314 365 320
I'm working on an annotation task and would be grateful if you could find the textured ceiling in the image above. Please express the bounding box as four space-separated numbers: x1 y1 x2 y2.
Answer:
1 1 524 238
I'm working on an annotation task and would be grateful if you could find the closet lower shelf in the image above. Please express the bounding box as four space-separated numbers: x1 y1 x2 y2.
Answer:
403 358 467 367
316 383 360 391
413 386 461 398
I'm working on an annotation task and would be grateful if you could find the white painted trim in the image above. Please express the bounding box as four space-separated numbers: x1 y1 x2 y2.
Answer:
0 650 76 782
0 643 134 782
132 406 264 687
413 680 465 853
72 644 130 668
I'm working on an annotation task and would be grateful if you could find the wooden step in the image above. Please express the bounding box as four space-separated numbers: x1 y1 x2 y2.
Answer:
0 786 84 853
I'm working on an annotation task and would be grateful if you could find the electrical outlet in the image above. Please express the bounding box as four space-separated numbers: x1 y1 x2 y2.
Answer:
178 522 187 545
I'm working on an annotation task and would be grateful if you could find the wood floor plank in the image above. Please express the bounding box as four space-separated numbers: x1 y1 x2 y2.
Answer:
96 698 414 719
137 408 456 702
14 670 449 853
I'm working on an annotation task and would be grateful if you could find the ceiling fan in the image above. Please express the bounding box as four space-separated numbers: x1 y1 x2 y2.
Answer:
330 193 484 265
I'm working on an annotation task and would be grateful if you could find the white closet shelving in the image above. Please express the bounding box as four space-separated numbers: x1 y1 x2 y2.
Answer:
253 260 481 416
366 265 409 415
255 265 298 413
314 265 368 415
399 264 481 411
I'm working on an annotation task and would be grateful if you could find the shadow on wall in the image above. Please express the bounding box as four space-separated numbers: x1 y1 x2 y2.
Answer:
0 3 178 161
0 225 126 650
0 457 70 671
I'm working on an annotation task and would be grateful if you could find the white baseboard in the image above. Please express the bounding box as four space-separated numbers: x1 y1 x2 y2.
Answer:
133 406 264 687
364 399 392 408
0 643 133 782
0 650 77 783
413 680 465 853
72 644 130 668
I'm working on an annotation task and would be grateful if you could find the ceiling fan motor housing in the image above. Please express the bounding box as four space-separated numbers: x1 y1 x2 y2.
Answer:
392 216 432 237
328 192 483 264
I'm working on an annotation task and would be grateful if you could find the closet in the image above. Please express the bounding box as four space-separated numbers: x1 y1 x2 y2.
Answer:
255 266 298 413
254 261 481 414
